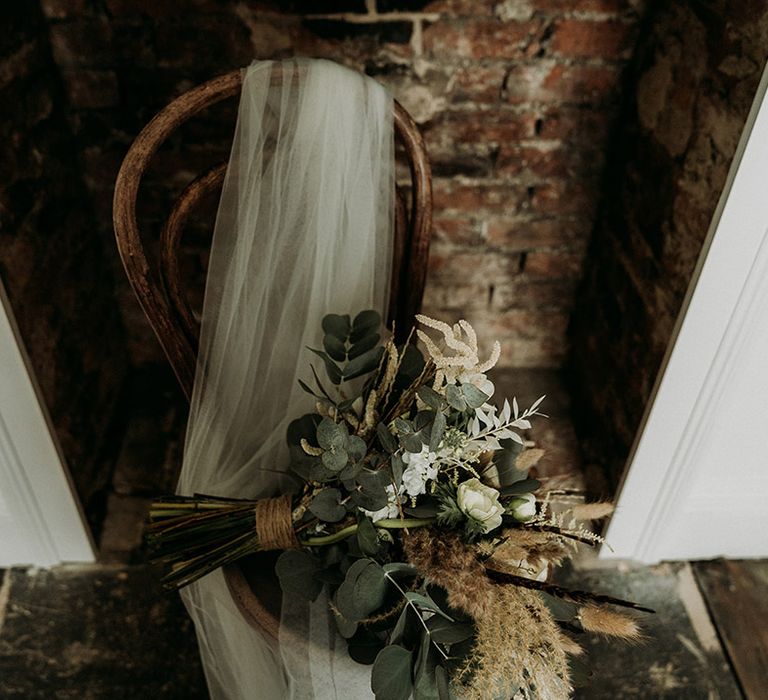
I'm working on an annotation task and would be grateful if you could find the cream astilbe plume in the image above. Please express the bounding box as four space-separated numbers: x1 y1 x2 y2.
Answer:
415 315 501 390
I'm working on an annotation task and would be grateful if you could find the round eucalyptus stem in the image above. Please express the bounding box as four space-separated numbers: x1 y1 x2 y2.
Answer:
300 517 435 546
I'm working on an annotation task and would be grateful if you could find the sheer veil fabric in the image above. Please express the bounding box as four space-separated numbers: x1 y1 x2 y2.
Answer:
176 59 394 698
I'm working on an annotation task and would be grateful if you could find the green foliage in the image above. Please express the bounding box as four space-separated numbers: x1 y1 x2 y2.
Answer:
435 484 463 529
275 550 323 602
335 558 389 622
371 645 413 700
309 488 346 522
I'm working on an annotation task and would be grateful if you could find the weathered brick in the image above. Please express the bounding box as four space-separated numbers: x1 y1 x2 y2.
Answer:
432 179 527 212
424 110 538 149
62 69 119 109
524 249 584 278
549 19 636 58
423 18 544 60
536 106 613 141
431 215 486 246
495 143 604 179
486 215 591 249
503 62 623 104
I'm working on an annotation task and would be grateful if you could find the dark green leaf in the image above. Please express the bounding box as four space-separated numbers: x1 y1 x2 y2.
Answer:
308 347 343 385
286 414 321 447
445 385 467 412
309 488 346 522
500 478 541 497
347 435 367 461
494 440 526 487
344 346 384 381
404 502 439 518
405 592 452 620
394 417 412 434
351 489 389 511
348 627 385 665
377 423 398 453
429 411 446 452
340 458 365 480
435 666 450 700
324 333 347 362
357 516 381 556
417 385 444 410
298 379 323 399
390 454 404 484
351 310 381 343
402 433 424 453
414 410 435 431
382 562 418 577
316 418 347 450
425 617 475 644
322 313 351 340
414 630 438 700
371 645 413 700
322 448 348 472
333 607 358 639
275 550 322 601
460 383 489 409
349 332 381 360
337 559 389 621
395 344 425 386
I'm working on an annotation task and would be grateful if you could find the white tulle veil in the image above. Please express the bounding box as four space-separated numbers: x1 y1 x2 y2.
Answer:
176 59 394 698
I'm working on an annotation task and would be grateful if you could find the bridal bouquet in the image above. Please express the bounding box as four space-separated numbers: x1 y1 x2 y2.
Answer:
147 312 651 699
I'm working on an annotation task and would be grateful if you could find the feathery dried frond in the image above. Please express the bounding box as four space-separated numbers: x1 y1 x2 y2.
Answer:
579 604 642 641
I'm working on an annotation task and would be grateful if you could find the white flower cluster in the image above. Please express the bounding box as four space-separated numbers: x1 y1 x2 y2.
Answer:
401 446 439 497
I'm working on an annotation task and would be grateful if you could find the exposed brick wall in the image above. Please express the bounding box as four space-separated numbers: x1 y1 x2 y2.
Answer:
568 0 768 488
0 5 128 519
40 0 647 368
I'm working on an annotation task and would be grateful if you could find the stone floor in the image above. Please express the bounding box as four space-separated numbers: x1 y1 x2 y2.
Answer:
0 368 760 698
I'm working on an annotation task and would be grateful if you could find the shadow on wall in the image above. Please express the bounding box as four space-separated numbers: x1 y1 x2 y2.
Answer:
567 0 768 492
0 4 128 528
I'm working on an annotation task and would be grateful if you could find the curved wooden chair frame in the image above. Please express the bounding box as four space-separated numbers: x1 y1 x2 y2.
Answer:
113 68 432 641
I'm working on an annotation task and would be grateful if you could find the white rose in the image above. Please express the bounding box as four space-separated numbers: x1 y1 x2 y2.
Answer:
508 493 536 522
402 464 428 497
456 478 504 534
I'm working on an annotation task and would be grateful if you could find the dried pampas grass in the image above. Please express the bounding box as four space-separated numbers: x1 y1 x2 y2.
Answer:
578 604 642 641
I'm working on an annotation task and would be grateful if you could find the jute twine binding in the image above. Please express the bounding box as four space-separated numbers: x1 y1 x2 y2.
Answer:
255 494 300 551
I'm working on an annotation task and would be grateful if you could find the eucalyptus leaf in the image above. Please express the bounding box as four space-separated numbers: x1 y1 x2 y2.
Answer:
349 332 381 360
317 418 348 450
402 433 425 454
322 313 351 340
308 347 343 385
357 516 381 556
351 489 389 511
347 435 367 461
390 454 404 484
405 592 453 620
286 413 321 447
348 627 385 665
333 607 358 639
344 346 384 381
371 645 413 700
417 385 444 410
414 630 438 700
429 411 446 452
494 440 526 487
445 385 467 412
414 410 435 431
322 448 348 472
435 666 451 700
382 562 419 577
324 333 347 362
425 617 475 644
298 378 323 399
460 383 489 409
377 423 398 453
275 550 322 601
351 309 381 343
309 488 346 522
500 478 541 497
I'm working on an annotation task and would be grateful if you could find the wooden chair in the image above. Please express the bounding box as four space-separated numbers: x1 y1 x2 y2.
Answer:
113 67 433 642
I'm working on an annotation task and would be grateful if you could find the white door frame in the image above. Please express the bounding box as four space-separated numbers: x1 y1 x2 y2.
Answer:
0 280 95 567
601 61 768 564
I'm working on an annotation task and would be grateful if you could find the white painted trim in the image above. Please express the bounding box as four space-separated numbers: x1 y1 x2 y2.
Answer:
602 60 768 563
0 280 95 567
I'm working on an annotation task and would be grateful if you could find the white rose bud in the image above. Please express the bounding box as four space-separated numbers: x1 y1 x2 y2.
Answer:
456 478 504 534
508 493 537 522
